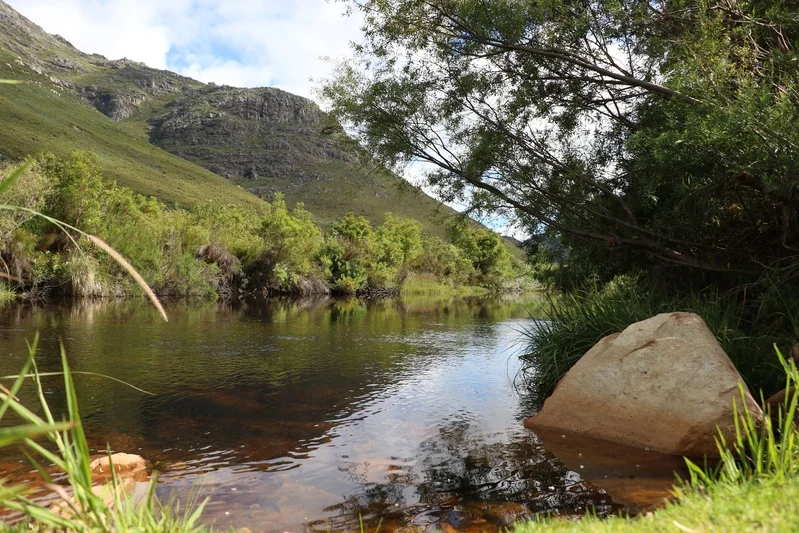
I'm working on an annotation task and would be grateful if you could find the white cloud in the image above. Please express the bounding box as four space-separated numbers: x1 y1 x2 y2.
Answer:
5 0 361 101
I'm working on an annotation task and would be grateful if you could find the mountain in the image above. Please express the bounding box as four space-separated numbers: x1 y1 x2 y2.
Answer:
0 0 458 233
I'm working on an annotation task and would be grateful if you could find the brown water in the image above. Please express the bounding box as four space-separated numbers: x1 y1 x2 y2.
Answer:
0 296 682 531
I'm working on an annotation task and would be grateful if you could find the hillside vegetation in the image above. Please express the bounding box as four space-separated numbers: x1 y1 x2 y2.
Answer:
0 152 524 301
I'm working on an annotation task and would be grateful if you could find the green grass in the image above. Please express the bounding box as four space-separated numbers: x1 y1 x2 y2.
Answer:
514 480 799 532
0 284 15 304
400 273 489 297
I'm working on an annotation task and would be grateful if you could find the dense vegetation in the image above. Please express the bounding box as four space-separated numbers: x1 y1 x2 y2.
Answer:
324 0 799 396
0 152 524 301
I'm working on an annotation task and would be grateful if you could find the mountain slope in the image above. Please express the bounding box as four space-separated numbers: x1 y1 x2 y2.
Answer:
0 3 265 211
0 0 458 234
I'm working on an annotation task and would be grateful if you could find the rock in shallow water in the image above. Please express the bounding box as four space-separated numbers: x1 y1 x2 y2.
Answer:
89 452 148 483
525 312 762 457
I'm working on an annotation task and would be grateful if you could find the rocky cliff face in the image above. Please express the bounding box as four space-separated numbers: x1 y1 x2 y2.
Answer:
78 60 198 121
150 85 356 183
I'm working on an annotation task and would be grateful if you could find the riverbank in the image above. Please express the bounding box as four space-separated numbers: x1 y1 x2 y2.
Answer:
0 153 527 303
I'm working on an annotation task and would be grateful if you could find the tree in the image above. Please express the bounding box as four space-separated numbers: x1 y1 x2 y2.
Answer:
448 221 514 287
323 0 799 286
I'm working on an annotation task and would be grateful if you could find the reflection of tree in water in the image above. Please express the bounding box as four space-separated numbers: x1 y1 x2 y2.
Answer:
312 464 413 532
317 419 619 532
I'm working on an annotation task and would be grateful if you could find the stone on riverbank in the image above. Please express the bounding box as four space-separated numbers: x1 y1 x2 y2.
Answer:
525 312 762 457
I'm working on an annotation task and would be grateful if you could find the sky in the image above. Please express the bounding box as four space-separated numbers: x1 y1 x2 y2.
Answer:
6 0 520 236
6 0 361 100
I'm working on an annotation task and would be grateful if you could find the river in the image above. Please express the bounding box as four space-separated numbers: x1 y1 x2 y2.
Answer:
0 296 680 531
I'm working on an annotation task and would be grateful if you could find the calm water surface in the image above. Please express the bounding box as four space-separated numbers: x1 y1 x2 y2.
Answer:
0 296 677 531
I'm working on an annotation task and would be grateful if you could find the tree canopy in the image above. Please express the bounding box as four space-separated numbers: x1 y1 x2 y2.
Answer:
323 0 799 288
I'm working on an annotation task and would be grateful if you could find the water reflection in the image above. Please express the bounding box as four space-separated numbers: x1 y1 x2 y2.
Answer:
0 294 676 532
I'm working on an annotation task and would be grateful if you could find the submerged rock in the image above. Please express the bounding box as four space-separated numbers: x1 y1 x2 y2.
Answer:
89 452 148 483
51 453 150 518
525 312 762 457
533 429 688 512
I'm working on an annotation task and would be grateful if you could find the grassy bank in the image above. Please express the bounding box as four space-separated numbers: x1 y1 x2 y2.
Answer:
516 479 799 532
517 347 799 532
399 273 489 298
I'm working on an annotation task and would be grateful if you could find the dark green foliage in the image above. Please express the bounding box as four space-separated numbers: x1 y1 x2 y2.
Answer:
317 212 423 294
324 0 799 286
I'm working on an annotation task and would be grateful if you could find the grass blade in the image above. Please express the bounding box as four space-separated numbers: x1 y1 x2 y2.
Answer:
0 422 74 447
86 235 168 322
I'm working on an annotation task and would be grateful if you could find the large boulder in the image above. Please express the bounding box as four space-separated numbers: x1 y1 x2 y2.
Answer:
525 312 762 457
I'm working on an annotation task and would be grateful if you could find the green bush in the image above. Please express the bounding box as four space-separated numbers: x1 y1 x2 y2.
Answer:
448 222 516 289
256 194 323 291
316 235 368 294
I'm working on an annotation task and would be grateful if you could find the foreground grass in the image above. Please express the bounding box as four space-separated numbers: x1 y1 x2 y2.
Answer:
516 479 799 532
0 337 207 532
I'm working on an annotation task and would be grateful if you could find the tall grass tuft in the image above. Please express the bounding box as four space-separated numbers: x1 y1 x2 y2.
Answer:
0 336 207 531
686 346 799 488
